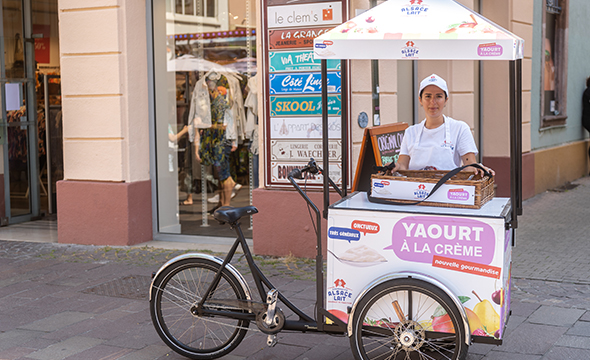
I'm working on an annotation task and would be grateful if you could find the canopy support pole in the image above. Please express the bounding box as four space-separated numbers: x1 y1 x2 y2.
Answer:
509 60 519 230
341 60 348 198
516 59 523 216
322 59 329 220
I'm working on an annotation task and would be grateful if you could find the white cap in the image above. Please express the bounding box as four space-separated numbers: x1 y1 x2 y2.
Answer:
419 73 448 97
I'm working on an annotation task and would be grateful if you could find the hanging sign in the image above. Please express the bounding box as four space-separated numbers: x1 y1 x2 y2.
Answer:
267 2 343 29
263 0 349 188
271 139 342 162
269 50 340 72
268 27 334 50
269 72 341 94
270 117 342 139
271 161 342 184
270 95 341 116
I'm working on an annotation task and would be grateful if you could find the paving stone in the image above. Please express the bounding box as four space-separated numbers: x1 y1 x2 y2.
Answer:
555 335 590 350
542 346 590 360
527 306 584 327
19 311 93 332
295 344 351 360
579 311 590 322
0 329 43 351
0 346 36 359
482 351 542 359
495 323 567 355
26 336 104 360
565 320 590 336
63 344 133 360
119 345 171 360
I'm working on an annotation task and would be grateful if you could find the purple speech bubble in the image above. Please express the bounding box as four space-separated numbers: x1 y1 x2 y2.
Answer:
384 216 496 264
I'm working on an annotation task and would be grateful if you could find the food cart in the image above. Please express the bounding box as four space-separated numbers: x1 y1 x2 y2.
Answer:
312 0 524 356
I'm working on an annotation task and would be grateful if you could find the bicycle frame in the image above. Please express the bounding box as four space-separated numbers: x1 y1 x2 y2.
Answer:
194 209 347 334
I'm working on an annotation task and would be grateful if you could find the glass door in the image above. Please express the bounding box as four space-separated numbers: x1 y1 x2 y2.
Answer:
0 0 40 223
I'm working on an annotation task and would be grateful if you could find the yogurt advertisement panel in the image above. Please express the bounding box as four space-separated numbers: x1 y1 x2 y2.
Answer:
327 207 511 340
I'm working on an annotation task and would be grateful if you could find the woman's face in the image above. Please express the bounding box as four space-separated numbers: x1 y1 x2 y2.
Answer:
419 85 448 119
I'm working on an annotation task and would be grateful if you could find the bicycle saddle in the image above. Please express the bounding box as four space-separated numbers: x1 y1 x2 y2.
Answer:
214 206 258 224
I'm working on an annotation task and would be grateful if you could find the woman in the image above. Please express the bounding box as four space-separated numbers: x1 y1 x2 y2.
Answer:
391 74 494 177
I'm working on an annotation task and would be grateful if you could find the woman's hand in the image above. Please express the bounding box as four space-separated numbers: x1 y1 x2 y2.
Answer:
466 164 495 177
461 152 494 177
385 155 410 175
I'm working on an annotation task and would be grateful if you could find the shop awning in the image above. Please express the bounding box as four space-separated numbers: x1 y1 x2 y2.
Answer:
313 0 524 60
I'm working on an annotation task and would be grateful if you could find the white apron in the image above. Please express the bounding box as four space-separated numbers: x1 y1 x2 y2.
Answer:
409 116 457 170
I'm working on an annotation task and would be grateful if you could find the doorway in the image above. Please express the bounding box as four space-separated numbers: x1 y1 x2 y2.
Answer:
1 0 61 224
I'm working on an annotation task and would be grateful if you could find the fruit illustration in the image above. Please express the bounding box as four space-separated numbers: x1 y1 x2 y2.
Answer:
491 288 503 306
472 328 486 336
472 290 500 335
494 329 501 339
432 312 454 333
328 309 348 324
465 308 485 334
418 319 432 330
431 297 485 335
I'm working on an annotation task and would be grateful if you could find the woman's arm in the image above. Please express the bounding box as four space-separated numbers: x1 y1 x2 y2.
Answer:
389 154 410 173
461 152 495 177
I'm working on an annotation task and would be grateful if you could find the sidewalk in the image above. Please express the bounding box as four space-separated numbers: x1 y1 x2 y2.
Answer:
0 177 590 359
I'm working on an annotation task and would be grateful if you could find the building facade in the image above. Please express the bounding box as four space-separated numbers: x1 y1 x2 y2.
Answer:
2 0 587 256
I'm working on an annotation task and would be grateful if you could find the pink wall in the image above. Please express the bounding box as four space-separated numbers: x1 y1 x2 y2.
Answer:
253 188 342 259
483 153 535 200
57 180 152 246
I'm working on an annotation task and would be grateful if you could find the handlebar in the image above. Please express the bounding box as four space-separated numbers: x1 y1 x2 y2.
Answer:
288 158 321 179
288 158 342 197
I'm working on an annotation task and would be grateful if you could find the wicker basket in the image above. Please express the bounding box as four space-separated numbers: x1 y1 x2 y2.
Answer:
371 169 495 209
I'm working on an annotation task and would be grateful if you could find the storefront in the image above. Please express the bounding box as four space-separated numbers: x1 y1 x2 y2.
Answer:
150 0 258 242
50 0 588 252
0 0 61 225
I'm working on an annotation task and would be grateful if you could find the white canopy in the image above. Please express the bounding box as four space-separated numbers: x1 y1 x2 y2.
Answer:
313 0 524 61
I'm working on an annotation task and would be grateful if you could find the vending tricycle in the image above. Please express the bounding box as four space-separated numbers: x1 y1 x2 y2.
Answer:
149 1 523 359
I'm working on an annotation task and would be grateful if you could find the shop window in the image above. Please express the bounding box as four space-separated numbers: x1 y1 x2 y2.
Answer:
153 0 257 238
174 0 216 18
541 0 568 128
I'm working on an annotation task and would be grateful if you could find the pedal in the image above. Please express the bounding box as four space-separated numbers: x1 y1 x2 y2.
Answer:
267 334 277 347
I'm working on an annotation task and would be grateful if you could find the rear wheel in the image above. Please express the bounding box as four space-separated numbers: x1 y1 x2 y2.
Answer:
350 278 468 360
150 258 249 359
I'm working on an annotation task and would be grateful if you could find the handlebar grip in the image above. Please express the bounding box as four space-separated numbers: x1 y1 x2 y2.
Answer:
288 168 303 179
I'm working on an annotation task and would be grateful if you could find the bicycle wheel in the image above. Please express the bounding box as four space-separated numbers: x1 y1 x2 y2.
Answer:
150 258 249 359
350 278 468 360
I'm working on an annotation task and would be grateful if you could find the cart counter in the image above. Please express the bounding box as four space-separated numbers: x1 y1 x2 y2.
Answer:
326 192 512 341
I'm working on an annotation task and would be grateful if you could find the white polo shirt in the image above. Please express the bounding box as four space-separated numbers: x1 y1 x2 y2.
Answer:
399 116 478 170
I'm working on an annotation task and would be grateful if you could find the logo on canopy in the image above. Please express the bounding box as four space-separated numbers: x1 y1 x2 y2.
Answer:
401 1 429 16
401 41 419 59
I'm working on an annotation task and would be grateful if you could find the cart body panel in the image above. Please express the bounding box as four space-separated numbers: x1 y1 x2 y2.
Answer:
327 192 512 341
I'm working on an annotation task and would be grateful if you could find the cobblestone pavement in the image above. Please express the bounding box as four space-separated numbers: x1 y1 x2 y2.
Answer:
0 177 590 359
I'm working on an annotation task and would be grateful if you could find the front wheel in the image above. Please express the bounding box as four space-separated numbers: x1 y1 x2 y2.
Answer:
150 258 250 359
350 278 468 360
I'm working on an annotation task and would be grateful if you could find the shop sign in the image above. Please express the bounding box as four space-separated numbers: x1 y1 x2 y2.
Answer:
270 117 341 139
268 0 337 5
269 50 340 72
268 27 333 50
270 95 341 116
267 2 343 29
271 139 342 161
33 24 51 63
271 161 342 184
269 72 341 94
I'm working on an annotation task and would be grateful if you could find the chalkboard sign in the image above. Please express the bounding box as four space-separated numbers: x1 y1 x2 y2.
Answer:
352 122 408 192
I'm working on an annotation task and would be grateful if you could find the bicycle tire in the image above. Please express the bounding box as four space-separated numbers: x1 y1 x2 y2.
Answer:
350 278 468 360
150 258 249 359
